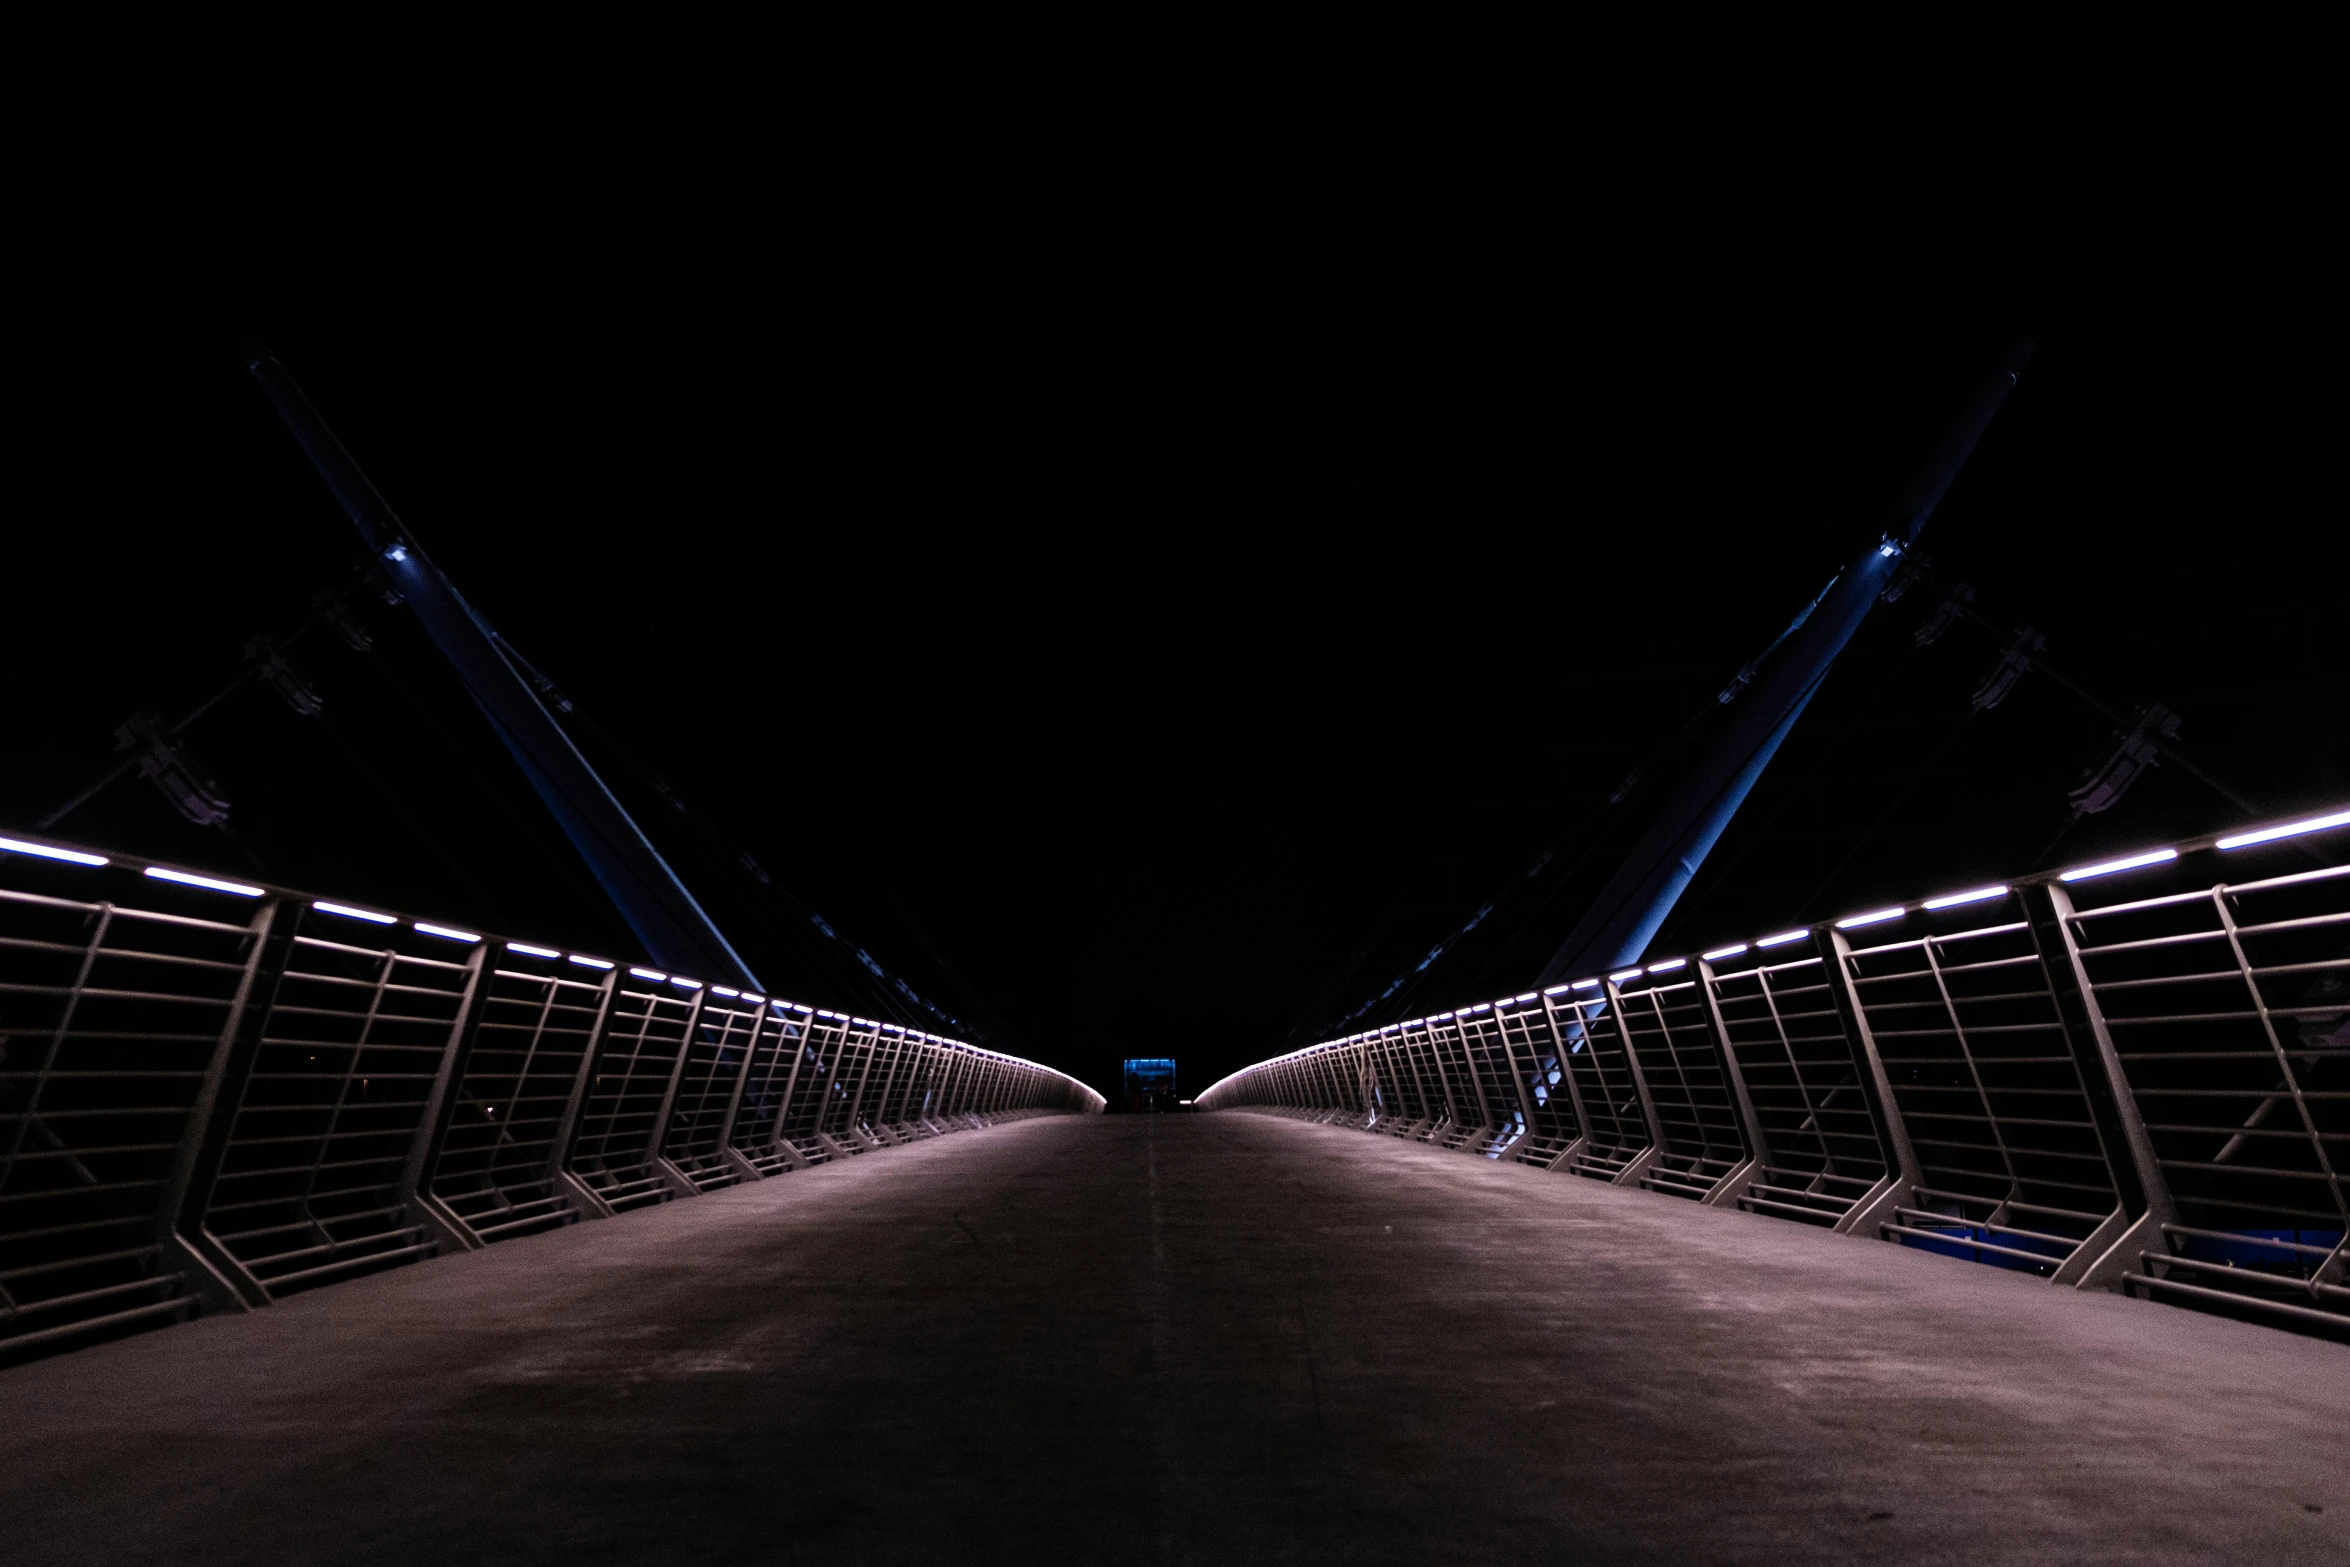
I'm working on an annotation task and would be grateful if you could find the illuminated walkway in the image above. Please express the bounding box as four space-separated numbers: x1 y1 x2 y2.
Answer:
3 1114 2346 1565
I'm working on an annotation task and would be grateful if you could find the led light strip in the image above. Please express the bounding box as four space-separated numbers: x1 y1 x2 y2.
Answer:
145 866 264 897
0 840 1111 1104
1206 801 2350 1103
314 901 396 924
0 836 108 866
2059 847 2177 882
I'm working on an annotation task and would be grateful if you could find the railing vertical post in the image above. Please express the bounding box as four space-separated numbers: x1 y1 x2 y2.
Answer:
962 1052 986 1118
1823 926 1922 1238
547 969 621 1218
1534 994 1595 1169
1600 977 1668 1186
1498 1021 1541 1129
717 1005 779 1181
159 895 300 1312
1364 1034 1394 1119
871 1031 912 1129
648 985 712 1196
931 1042 959 1120
765 1014 815 1165
839 1024 882 1141
401 940 499 1252
2024 881 2179 1289
1372 1033 1410 1122
1407 1026 1449 1126
1694 959 1769 1206
714 1003 768 1162
1453 1018 1497 1137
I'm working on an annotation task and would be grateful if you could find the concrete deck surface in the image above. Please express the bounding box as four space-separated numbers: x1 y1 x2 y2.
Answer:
2 1112 2346 1565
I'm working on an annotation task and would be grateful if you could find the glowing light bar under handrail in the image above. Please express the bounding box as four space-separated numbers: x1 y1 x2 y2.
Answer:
1202 802 2350 1112
568 955 614 970
144 866 263 897
2059 848 2177 882
0 837 108 867
414 922 480 943
630 967 667 981
2216 809 2350 850
1923 885 2009 910
671 976 701 989
509 943 561 959
314 901 396 924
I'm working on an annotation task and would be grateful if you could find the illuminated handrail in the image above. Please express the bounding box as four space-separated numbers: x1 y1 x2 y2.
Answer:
1199 805 2350 1338
0 832 1101 1361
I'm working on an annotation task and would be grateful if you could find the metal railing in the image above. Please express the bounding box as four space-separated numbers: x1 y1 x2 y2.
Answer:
1200 807 2350 1337
0 832 1102 1361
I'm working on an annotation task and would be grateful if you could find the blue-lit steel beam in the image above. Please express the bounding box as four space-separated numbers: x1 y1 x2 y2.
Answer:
1538 338 2034 986
243 343 761 990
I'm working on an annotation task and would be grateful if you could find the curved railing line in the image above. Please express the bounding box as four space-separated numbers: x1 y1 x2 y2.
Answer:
1201 802 2350 1341
0 830 1101 1363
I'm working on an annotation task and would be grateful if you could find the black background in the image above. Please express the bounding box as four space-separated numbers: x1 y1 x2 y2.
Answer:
10 20 2343 1099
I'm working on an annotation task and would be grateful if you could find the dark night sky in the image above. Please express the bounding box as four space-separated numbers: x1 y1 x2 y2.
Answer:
10 22 2344 1097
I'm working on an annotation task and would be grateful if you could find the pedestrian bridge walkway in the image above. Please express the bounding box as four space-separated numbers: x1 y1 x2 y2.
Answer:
3 1112 2343 1565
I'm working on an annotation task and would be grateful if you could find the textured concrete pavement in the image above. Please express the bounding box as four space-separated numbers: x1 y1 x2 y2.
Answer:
3 1112 2347 1565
